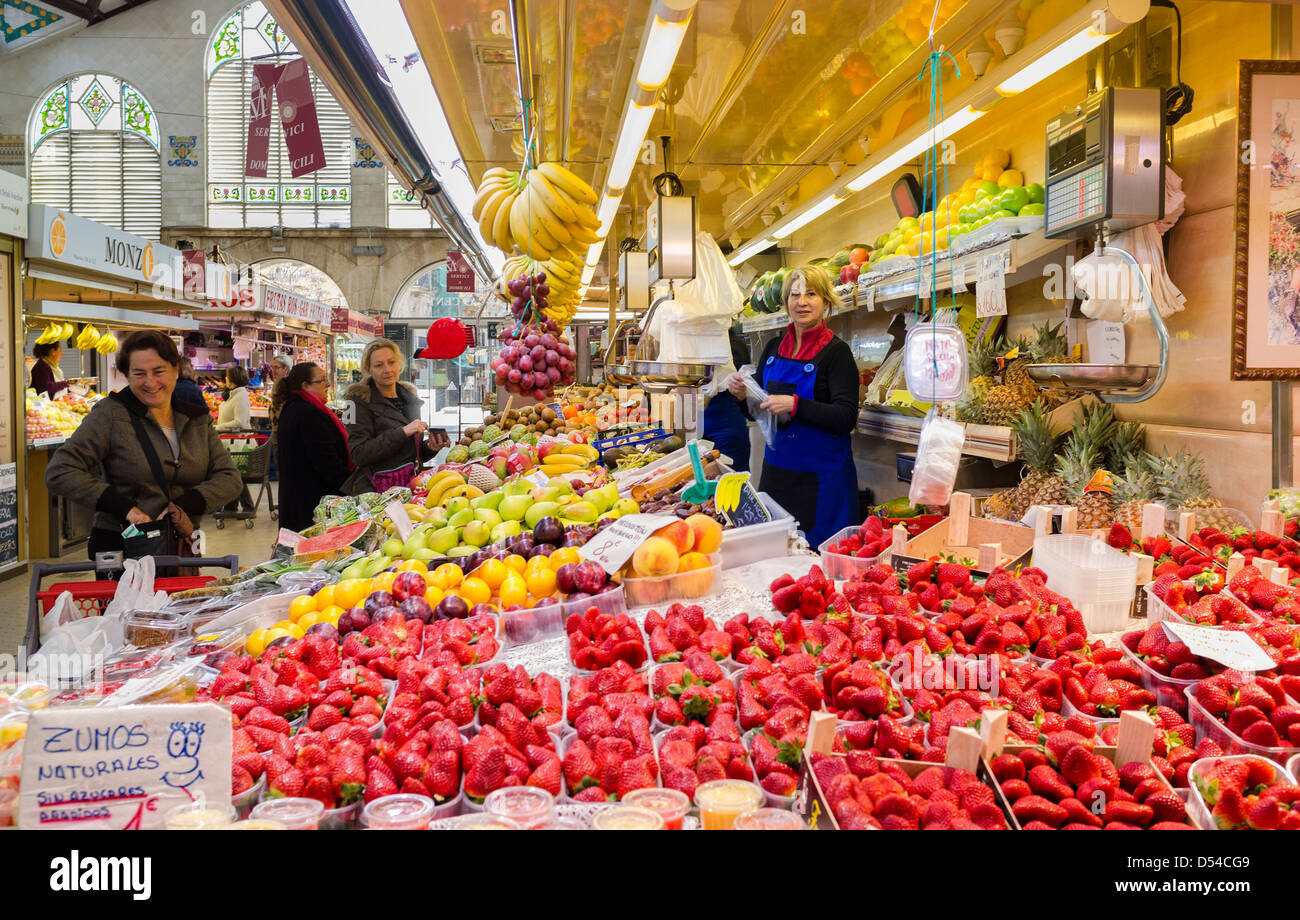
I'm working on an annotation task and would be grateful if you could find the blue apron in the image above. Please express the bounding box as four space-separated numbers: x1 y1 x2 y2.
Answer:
761 353 858 547
702 394 750 473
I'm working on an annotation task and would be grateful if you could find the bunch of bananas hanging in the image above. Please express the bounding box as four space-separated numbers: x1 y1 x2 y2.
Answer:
94 332 119 355
75 324 101 350
35 322 74 345
494 254 583 328
473 161 601 262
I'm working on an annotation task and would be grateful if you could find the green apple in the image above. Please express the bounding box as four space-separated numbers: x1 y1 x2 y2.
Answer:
989 208 1016 220
1019 201 1045 216
474 508 503 527
471 491 504 512
461 520 491 548
444 496 470 516
428 526 460 554
382 538 404 556
996 185 1029 214
1026 182 1045 204
448 508 476 528
897 216 920 232
525 501 561 529
498 494 533 522
491 520 522 544
563 500 599 523
614 498 640 517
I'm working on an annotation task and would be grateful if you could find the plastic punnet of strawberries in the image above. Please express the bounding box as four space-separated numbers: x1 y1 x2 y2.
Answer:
567 607 647 671
811 752 1008 830
770 564 851 620
650 652 736 727
1227 564 1300 624
566 661 653 728
1189 670 1300 752
658 711 754 802
645 603 732 663
420 614 501 667
1193 756 1300 829
562 708 659 802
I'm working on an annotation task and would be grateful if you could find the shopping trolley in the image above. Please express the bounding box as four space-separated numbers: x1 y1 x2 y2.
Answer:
22 553 240 657
214 431 278 529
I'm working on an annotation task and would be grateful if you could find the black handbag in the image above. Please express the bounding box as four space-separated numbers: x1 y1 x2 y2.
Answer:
122 412 180 560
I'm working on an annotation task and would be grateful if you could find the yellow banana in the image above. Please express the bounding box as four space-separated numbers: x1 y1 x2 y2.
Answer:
527 169 579 224
493 189 517 252
478 185 514 245
444 484 484 501
510 192 553 260
426 472 466 506
481 166 514 183
526 182 573 247
537 161 597 206
568 199 600 230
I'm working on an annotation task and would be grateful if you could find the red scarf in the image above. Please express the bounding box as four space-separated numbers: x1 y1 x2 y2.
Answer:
777 322 833 360
294 389 354 470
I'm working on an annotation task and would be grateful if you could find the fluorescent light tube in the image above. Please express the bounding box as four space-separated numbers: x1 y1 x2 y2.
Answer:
606 103 656 192
637 15 692 90
996 26 1112 95
770 195 842 239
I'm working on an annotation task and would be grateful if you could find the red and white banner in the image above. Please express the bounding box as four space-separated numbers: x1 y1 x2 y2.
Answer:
445 250 475 293
330 308 382 337
245 62 283 178
244 59 327 179
181 249 206 297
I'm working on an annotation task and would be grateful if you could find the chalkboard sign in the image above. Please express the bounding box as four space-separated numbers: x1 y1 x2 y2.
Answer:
0 462 17 569
715 474 772 529
383 323 408 344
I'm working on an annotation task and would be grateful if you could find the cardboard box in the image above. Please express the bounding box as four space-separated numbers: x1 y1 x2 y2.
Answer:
888 492 1036 577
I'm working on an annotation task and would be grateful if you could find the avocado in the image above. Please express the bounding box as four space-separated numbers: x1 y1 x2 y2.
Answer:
660 435 684 452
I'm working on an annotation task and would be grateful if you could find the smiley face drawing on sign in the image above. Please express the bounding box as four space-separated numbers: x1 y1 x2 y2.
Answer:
161 722 205 792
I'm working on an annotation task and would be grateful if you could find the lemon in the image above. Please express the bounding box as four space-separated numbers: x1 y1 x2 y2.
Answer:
246 629 269 656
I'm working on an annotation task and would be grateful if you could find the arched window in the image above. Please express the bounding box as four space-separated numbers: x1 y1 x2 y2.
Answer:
253 258 347 308
390 260 496 320
206 1 351 229
28 73 162 238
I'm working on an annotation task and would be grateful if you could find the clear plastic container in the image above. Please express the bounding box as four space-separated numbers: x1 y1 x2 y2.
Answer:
501 600 566 647
734 807 806 830
719 493 797 570
694 779 765 830
362 794 436 830
561 584 628 620
226 818 286 829
621 787 690 830
1031 536 1137 633
249 797 325 829
122 610 192 649
1289 752 1300 784
1120 644 1199 717
484 786 555 829
591 805 666 830
817 526 891 581
233 773 266 818
1144 583 1259 627
1187 755 1290 830
445 812 521 829
320 801 363 830
1061 696 1122 727
621 554 722 609
1185 686 1300 765
164 801 237 829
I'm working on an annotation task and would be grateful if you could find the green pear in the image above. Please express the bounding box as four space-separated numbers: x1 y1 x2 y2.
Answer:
447 545 477 558
563 500 599 523
548 477 574 495
530 486 560 503
401 531 429 557
595 483 621 511
428 526 460 554
382 538 404 557
412 547 439 561
363 555 392 577
474 508 503 527
425 506 448 525
502 479 533 497
448 508 476 528
471 491 504 512
444 496 471 516
341 560 368 580
614 498 640 518
461 520 492 548
524 501 561 529
498 494 533 522
491 520 522 544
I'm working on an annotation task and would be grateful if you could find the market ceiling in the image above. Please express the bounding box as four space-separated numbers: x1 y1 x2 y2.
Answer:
399 0 1047 249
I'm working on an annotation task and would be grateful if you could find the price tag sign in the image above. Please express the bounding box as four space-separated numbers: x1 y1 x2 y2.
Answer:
1086 320 1126 364
385 501 414 542
862 285 876 312
577 512 681 574
19 702 232 830
1160 621 1277 671
714 473 772 528
975 253 1008 318
524 469 551 488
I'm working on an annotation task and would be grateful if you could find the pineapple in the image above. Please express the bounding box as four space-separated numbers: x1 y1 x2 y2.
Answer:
954 390 986 424
968 335 1005 399
1057 402 1117 530
981 384 1033 426
1002 334 1033 392
1106 420 1147 477
1111 453 1160 533
983 488 1017 521
1154 447 1238 530
1010 401 1064 516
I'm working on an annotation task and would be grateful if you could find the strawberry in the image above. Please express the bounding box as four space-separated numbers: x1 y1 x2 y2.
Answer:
1011 795 1068 828
526 758 563 796
1107 524 1133 550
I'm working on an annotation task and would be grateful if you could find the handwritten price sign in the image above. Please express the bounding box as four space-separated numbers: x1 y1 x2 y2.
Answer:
385 501 414 542
577 513 681 575
1160 621 1276 672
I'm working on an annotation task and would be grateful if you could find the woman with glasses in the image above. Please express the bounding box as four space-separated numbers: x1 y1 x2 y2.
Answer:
271 362 351 532
45 330 242 559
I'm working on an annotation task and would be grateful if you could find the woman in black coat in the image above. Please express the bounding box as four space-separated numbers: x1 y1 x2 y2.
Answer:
272 362 351 532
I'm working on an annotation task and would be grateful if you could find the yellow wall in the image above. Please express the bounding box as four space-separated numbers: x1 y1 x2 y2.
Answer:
779 1 1282 512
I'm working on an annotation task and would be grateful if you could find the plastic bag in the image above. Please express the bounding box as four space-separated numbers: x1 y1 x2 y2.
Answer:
672 232 744 319
103 557 168 625
735 365 778 448
40 591 82 640
38 615 119 682
909 411 964 506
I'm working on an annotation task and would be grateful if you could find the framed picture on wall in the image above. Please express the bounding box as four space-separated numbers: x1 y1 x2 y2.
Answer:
1234 59 1300 379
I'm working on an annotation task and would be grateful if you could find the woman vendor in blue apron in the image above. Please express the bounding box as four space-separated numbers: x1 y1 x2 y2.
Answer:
727 264 860 547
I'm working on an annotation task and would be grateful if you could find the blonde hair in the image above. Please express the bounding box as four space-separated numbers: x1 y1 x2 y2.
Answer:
781 264 842 315
361 337 404 381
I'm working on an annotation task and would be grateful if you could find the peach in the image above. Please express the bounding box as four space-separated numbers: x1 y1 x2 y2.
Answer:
625 576 670 607
675 552 716 598
653 519 694 555
632 536 680 578
684 514 723 555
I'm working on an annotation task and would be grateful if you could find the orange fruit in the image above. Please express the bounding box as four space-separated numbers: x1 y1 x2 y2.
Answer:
319 605 345 626
333 578 368 610
369 572 397 595
549 547 581 570
498 575 528 608
474 558 509 591
505 554 527 574
288 595 317 622
397 559 429 574
432 563 464 590
525 567 557 598
298 611 322 629
313 585 337 609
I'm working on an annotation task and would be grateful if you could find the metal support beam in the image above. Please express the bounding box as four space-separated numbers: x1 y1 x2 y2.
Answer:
509 0 539 168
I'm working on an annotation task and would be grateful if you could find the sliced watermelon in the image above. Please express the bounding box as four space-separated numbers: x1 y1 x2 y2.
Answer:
294 520 381 562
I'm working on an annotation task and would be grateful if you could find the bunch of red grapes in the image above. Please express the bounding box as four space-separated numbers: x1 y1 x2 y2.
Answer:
491 272 577 400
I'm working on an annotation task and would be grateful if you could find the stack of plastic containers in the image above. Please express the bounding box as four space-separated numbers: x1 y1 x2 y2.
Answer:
1031 535 1137 633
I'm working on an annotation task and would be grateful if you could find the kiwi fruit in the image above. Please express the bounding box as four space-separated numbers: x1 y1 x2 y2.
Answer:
535 420 548 432
541 407 557 421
